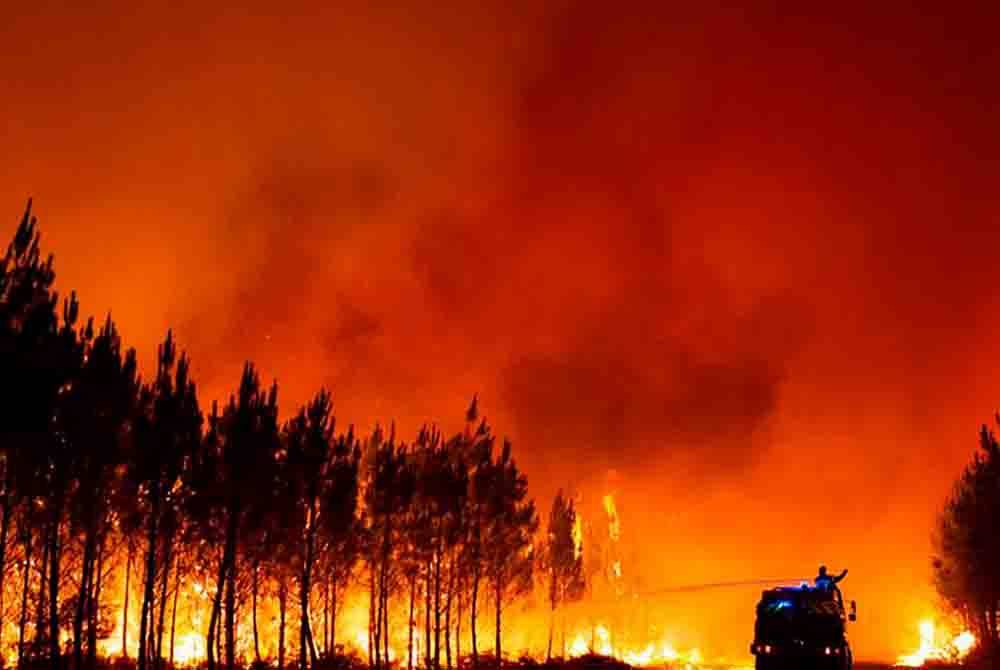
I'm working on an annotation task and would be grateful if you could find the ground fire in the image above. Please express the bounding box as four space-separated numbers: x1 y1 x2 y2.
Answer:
895 621 976 668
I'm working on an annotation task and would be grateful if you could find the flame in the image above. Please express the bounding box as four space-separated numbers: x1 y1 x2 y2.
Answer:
569 634 589 657
567 625 710 668
602 494 620 542
953 630 976 655
594 624 613 656
896 619 976 667
173 632 206 666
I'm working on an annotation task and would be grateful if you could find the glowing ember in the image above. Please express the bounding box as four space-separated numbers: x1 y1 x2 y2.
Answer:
896 619 976 667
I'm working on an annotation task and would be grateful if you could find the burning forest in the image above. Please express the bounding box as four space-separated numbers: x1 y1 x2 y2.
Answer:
2 195 994 670
0 201 756 670
4 3 1000 669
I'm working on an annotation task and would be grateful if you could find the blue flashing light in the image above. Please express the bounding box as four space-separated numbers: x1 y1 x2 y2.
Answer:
765 599 795 614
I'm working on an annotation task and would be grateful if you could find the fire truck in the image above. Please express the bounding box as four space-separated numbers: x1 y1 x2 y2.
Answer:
750 584 857 670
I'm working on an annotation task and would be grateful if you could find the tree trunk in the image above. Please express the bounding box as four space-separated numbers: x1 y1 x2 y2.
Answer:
373 562 382 670
88 538 106 670
216 610 223 667
73 534 94 670
252 560 262 664
494 577 501 670
424 561 432 670
0 481 11 655
219 498 239 670
445 563 454 670
224 551 236 670
156 544 173 670
18 526 32 668
123 543 133 659
278 580 287 670
408 576 416 670
301 502 318 670
455 584 463 667
146 584 157 664
35 525 49 653
470 566 479 670
383 579 390 667
368 570 375 670
434 548 441 670
139 493 160 670
322 573 329 658
170 565 180 668
48 491 64 670
330 578 338 653
74 497 98 670
206 538 229 670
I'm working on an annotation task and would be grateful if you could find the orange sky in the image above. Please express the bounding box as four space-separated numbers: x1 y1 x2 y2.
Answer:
3 1 999 661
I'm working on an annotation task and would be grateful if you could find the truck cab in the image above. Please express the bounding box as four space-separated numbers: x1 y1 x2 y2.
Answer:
751 585 855 670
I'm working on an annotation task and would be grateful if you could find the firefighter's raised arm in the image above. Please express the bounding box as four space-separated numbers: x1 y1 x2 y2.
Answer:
833 569 848 583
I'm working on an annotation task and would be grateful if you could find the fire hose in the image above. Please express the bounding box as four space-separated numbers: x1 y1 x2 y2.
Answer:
641 577 811 597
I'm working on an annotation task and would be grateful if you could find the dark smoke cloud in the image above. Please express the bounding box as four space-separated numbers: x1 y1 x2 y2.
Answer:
500 294 810 480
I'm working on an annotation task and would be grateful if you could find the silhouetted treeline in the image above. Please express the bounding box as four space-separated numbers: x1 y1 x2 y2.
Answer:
0 202 576 670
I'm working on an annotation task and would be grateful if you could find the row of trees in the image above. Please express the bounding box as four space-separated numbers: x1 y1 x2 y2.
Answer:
0 201 585 670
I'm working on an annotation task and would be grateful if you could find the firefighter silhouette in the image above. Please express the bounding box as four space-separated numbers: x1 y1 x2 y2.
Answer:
814 565 848 591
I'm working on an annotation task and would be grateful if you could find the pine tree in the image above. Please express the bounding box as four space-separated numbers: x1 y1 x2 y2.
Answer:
62 316 139 670
209 364 280 670
543 491 585 660
0 199 61 667
933 419 1000 657
124 332 202 670
480 440 538 670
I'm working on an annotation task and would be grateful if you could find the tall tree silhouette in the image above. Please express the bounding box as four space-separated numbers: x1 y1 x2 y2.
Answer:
41 291 86 670
543 491 585 660
933 419 1000 655
125 332 201 670
480 440 537 670
0 200 60 665
62 316 139 670
200 364 279 670
364 426 416 670
283 391 342 670
418 432 467 670
464 404 496 670
318 426 362 659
